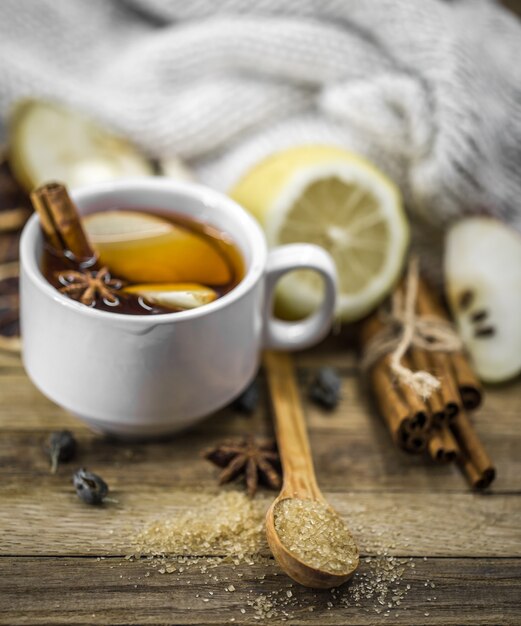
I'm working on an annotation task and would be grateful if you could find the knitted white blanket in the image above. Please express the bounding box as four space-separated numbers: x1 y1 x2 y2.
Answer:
0 0 520 267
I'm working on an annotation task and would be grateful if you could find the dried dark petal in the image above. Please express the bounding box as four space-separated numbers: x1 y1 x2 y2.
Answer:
231 379 259 414
308 367 342 410
73 468 109 505
48 430 77 473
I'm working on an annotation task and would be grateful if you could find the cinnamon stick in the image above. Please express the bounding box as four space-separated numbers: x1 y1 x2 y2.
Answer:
414 280 461 420
450 351 483 411
371 363 412 449
400 353 431 431
458 454 486 490
416 278 482 411
451 410 495 489
402 421 428 453
30 182 96 264
426 350 461 420
362 315 422 452
361 267 493 489
410 346 446 424
428 426 458 463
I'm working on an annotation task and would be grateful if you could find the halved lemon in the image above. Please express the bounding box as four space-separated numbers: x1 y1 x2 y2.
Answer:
230 145 409 322
9 100 153 191
83 210 232 285
124 283 218 310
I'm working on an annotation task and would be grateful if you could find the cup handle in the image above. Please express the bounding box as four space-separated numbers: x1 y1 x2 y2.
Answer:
263 243 337 351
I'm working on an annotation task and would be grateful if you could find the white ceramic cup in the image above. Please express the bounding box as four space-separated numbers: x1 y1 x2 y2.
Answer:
20 178 337 437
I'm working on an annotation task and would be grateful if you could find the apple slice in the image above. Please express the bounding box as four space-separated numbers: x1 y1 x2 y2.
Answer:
124 283 218 310
445 217 521 383
83 210 232 285
9 100 153 191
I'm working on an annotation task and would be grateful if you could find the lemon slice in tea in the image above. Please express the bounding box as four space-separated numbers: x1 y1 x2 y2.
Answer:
125 283 218 310
230 145 409 322
83 210 232 285
9 100 153 191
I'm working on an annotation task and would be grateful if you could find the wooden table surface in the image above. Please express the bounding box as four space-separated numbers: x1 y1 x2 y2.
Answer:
1 333 520 626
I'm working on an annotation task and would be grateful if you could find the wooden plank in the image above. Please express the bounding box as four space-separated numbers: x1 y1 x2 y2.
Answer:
1 371 519 493
1 362 520 433
0 556 520 625
0 425 516 494
1 487 519 558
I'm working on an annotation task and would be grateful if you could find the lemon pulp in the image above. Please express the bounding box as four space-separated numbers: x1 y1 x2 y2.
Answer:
230 145 409 321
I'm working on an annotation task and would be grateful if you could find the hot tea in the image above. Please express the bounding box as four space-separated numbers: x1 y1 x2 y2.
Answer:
40 201 244 316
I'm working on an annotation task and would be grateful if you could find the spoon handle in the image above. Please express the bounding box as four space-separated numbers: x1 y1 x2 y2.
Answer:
263 351 321 499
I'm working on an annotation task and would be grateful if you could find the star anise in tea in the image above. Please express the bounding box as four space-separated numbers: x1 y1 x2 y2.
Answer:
56 266 124 307
203 436 282 498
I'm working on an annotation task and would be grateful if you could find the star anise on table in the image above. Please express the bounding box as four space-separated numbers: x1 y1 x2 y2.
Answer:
56 267 124 307
203 436 282 498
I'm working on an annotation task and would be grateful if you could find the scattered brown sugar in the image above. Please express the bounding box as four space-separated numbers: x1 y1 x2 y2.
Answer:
122 491 434 621
131 491 269 565
273 498 358 574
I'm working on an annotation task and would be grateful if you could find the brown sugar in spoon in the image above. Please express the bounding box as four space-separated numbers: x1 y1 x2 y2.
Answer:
263 351 359 588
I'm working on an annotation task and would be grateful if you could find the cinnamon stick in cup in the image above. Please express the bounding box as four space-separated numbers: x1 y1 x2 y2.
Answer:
30 182 96 264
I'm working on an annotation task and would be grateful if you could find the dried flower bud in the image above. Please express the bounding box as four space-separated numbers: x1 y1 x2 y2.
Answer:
48 430 77 473
231 378 259 414
73 468 109 505
308 367 341 410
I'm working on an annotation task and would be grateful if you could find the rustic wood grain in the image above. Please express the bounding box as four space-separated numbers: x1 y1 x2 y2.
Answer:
1 336 520 623
1 487 520 558
1 366 520 493
1 557 520 626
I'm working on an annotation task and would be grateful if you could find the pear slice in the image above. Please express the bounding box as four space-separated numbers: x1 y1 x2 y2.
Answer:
83 210 232 285
445 217 521 383
9 100 153 191
124 283 218 310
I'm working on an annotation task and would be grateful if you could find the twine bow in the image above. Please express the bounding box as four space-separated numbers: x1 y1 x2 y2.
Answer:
361 257 462 399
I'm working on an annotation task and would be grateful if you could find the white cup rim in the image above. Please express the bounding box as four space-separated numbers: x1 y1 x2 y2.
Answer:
20 178 268 324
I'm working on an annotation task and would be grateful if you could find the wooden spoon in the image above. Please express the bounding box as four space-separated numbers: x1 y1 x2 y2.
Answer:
263 351 359 588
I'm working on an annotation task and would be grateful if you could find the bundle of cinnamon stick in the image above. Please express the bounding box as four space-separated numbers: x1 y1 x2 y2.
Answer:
361 276 495 490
